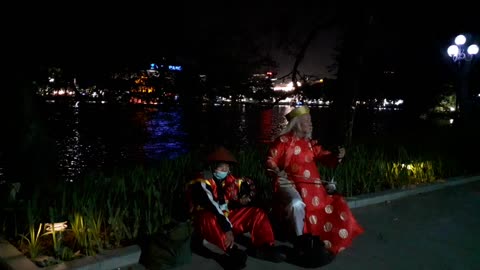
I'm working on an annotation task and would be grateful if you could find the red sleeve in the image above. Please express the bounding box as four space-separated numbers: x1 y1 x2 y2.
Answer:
223 174 239 202
266 137 286 171
266 136 288 192
313 144 339 168
223 176 257 208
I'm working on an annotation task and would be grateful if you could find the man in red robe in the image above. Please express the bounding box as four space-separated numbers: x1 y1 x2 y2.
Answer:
266 106 364 265
187 146 285 269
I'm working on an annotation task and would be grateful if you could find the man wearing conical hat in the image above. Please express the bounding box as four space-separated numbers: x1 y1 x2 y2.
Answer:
266 106 364 267
187 146 285 269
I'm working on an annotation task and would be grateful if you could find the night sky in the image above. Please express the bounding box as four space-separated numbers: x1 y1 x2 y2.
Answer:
6 3 480 79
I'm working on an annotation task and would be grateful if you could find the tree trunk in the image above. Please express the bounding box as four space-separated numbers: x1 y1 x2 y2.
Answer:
332 9 375 146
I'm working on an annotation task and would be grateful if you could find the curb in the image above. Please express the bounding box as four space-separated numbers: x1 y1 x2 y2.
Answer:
346 174 480 209
0 235 141 270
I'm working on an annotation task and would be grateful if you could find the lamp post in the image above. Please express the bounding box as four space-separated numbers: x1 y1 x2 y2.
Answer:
447 34 478 124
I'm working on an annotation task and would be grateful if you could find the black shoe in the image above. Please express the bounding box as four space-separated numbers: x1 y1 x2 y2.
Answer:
290 234 335 268
249 244 286 263
190 233 215 258
292 234 311 254
216 245 247 270
216 254 246 270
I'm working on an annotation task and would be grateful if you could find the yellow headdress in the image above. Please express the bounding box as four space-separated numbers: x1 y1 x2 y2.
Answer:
285 106 310 121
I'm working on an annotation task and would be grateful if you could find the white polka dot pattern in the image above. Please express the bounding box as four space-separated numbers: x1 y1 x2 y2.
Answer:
309 215 318 225
323 240 332 249
312 196 320 206
301 188 308 198
339 228 348 239
323 222 332 232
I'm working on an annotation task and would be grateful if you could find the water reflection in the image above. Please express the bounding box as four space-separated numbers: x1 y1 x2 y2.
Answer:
53 106 86 182
49 104 336 182
237 105 249 146
272 105 291 138
258 105 291 143
182 104 253 149
1 103 454 183
258 109 273 143
143 108 188 160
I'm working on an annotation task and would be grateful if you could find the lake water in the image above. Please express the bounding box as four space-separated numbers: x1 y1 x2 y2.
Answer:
1 102 452 183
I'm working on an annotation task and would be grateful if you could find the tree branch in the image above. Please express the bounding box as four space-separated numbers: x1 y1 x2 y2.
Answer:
274 14 338 104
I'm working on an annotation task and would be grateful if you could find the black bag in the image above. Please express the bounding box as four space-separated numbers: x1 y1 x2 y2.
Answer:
291 234 335 268
140 221 193 269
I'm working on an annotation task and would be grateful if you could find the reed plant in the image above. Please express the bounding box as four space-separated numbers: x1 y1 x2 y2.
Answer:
318 145 462 197
19 223 45 259
234 146 272 202
70 212 88 253
46 207 62 255
106 201 129 248
85 208 103 254
18 201 47 259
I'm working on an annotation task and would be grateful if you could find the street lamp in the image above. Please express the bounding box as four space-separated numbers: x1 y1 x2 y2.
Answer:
447 34 478 62
447 34 478 125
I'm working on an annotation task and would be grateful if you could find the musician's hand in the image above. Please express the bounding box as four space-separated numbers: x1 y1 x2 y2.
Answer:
275 168 288 178
239 195 251 205
225 231 234 249
326 183 337 194
337 147 346 160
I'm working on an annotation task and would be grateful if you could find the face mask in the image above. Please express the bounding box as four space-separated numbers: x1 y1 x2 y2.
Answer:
214 171 228 180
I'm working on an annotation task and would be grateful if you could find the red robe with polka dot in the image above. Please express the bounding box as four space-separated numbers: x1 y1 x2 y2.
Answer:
267 131 364 254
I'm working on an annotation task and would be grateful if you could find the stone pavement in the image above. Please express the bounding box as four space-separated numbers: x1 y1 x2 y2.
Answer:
164 179 480 270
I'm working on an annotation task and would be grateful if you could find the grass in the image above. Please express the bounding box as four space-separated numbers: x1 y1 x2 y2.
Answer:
1 142 477 266
318 145 463 197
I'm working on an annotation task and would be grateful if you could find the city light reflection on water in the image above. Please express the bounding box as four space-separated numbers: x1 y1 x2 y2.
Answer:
143 109 188 160
56 107 85 182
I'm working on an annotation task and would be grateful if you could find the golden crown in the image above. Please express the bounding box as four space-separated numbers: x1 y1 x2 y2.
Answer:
285 106 310 121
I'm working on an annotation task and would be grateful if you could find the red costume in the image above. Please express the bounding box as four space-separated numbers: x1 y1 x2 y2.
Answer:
186 171 275 252
267 131 364 254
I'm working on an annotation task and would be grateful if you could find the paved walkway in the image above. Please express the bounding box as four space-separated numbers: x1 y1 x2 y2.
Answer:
165 180 480 270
